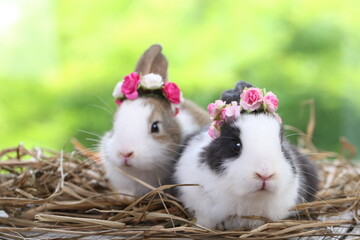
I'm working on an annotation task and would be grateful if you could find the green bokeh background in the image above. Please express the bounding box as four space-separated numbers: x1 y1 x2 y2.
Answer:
1 0 359 157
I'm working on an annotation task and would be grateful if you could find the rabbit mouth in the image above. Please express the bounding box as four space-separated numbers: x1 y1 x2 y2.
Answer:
123 158 132 167
258 182 268 191
255 184 277 194
257 179 274 191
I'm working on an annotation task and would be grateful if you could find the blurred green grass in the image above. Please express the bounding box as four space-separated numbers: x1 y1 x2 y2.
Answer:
0 0 359 157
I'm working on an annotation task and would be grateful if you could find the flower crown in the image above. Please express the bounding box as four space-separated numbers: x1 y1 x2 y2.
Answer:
112 72 184 113
208 87 282 139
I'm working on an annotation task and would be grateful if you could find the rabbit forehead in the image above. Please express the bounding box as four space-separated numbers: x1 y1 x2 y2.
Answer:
113 98 153 139
113 98 179 143
237 113 281 148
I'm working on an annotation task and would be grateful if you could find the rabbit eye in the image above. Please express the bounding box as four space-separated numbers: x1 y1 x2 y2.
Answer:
151 121 160 133
233 142 241 153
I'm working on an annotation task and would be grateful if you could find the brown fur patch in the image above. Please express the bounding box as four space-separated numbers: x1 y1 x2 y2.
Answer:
181 100 211 126
143 97 181 148
134 44 162 76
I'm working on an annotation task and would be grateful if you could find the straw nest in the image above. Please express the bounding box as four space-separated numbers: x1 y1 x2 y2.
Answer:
0 105 359 239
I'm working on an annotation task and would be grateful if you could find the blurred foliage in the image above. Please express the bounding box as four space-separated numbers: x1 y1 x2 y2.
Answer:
0 0 359 157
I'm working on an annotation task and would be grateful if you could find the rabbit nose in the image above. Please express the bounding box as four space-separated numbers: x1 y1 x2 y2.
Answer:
255 172 274 181
119 151 134 158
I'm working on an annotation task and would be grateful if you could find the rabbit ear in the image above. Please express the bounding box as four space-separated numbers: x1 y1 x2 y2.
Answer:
221 81 253 103
134 44 162 75
221 89 240 103
150 51 168 82
235 81 253 93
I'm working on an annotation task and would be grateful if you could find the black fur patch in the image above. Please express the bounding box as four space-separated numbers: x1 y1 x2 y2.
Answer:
280 122 319 202
220 81 253 104
200 122 242 173
220 89 240 104
282 144 296 174
235 81 253 92
290 145 319 202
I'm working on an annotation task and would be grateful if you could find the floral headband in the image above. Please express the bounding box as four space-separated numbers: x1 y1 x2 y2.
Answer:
112 72 184 113
207 87 281 139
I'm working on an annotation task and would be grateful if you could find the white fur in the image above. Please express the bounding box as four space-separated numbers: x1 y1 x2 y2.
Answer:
174 114 300 229
176 108 203 140
100 98 205 198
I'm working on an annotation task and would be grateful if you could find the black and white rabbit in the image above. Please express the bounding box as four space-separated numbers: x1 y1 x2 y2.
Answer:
174 81 319 229
100 45 210 201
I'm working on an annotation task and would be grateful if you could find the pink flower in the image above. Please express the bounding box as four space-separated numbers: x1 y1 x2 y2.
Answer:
163 82 182 104
214 100 225 108
214 119 223 129
263 91 279 113
174 107 180 116
273 113 282 124
207 103 219 119
240 87 264 111
121 72 141 100
208 100 226 119
224 101 241 119
115 99 122 106
208 123 220 139
221 107 227 119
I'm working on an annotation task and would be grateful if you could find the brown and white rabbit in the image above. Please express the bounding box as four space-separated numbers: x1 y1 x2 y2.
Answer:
174 81 319 229
100 44 210 201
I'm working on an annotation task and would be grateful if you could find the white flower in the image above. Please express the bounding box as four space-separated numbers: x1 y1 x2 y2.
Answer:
140 73 164 89
112 80 124 98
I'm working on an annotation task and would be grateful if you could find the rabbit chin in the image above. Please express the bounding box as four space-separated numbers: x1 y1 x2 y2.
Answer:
191 180 299 230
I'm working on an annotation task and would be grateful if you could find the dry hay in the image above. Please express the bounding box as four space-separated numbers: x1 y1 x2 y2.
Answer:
0 103 360 239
